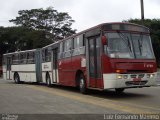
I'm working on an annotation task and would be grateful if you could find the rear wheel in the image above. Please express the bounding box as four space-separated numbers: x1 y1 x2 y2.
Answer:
14 73 20 84
115 88 125 93
46 74 51 87
79 74 87 94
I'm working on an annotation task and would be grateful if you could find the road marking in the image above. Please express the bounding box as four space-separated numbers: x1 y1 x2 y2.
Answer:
27 85 160 114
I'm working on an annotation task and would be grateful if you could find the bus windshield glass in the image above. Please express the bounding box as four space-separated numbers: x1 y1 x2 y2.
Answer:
104 32 155 59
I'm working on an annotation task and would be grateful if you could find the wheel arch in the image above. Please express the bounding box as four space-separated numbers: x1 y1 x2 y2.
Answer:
13 72 19 79
13 72 21 84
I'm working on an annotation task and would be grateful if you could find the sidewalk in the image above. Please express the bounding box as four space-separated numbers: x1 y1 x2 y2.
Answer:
156 68 160 85
156 71 160 85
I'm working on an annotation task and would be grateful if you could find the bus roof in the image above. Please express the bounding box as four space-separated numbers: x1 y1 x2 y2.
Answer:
3 49 37 56
58 22 149 42
40 22 150 50
3 22 150 54
42 41 60 49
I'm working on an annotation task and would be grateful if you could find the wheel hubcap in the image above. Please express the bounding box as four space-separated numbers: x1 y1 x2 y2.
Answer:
80 79 84 88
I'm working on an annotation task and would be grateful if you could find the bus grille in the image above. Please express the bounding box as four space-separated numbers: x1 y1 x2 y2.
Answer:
125 80 148 86
130 74 137 78
138 74 145 78
130 74 145 78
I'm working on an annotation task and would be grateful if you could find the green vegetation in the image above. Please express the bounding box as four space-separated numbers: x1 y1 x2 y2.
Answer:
9 7 76 41
0 7 76 65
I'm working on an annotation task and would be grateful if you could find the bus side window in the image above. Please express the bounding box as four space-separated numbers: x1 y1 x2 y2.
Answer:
67 39 72 51
73 34 85 56
59 42 64 59
45 49 51 62
74 34 84 49
20 53 27 64
27 52 35 64
48 49 51 62
12 55 15 64
20 54 22 64
45 49 48 62
64 39 72 58
74 36 79 49
42 50 45 62
60 42 64 53
12 54 19 64
64 41 67 51
24 53 27 64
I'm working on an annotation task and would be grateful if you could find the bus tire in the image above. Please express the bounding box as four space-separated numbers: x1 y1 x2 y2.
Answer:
14 73 20 84
46 73 51 87
79 74 87 94
115 88 125 93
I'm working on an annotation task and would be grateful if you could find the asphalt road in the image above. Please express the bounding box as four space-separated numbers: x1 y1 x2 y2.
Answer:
0 78 160 119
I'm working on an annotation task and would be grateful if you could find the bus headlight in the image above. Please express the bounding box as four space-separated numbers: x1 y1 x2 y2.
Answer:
117 75 128 79
150 74 155 78
117 75 123 79
147 74 155 78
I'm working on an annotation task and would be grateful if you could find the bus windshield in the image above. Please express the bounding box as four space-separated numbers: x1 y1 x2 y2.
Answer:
104 32 155 59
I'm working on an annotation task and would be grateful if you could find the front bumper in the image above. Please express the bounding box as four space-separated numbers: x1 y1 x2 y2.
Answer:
103 72 157 89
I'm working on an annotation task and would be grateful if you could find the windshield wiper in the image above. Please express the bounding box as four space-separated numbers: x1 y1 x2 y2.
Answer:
118 31 132 52
137 34 143 55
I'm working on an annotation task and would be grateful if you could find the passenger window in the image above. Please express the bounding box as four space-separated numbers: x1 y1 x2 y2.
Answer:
42 50 45 62
27 52 35 64
20 53 27 64
60 42 64 53
74 35 84 49
64 39 72 51
45 49 51 62
12 54 19 64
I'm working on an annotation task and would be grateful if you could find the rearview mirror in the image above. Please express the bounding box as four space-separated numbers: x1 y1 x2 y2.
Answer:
101 36 107 45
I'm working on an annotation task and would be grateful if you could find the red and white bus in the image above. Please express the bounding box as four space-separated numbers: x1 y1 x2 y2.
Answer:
3 22 157 93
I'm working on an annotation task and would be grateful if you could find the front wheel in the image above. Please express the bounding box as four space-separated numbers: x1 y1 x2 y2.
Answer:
115 88 125 93
79 74 87 94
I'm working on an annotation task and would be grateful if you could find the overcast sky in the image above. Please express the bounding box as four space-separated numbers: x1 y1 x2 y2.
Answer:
0 0 160 31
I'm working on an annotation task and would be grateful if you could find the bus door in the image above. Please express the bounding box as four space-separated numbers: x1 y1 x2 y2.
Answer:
52 48 58 83
6 57 12 80
35 50 42 82
88 36 102 88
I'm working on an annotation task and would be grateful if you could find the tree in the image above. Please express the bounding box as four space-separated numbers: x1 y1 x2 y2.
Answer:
0 27 52 58
0 26 53 66
9 7 76 42
124 19 160 67
0 7 76 66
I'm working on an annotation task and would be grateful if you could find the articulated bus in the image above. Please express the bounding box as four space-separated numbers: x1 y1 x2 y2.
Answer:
3 22 157 93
